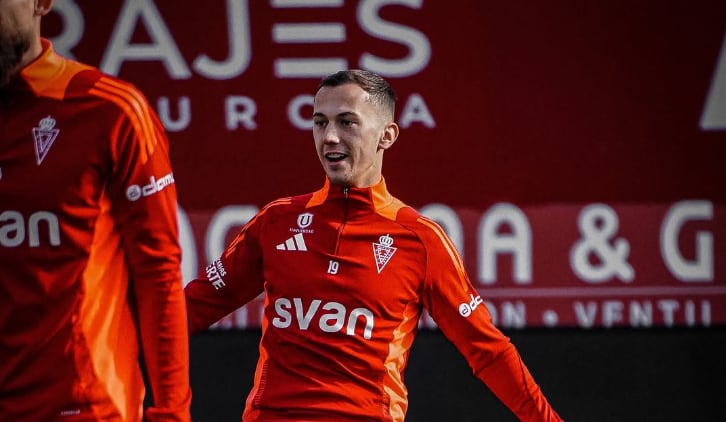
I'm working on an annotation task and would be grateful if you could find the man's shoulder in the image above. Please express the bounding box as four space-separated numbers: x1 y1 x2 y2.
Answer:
258 192 316 216
394 206 452 243
45 46 150 109
60 62 161 135
67 65 150 107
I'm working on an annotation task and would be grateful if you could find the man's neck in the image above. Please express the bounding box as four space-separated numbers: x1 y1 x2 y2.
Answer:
19 37 44 70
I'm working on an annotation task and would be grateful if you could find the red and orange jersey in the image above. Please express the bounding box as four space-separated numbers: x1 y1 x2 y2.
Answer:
185 178 561 421
0 40 190 421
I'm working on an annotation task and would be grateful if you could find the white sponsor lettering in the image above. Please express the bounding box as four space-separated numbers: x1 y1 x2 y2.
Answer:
192 0 252 79
396 92 436 128
357 0 431 77
573 299 712 328
458 293 484 318
206 259 227 290
660 200 713 281
478 203 532 284
100 0 191 78
272 297 374 339
53 0 427 80
484 300 526 329
225 96 257 130
570 204 634 283
126 173 175 201
157 96 191 132
288 94 314 130
0 210 61 248
49 2 436 132
174 200 724 329
287 92 435 132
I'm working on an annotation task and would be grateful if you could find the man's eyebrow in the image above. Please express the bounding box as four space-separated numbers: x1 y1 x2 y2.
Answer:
312 111 359 118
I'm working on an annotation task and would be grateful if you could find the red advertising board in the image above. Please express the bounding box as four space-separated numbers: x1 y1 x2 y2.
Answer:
43 0 726 328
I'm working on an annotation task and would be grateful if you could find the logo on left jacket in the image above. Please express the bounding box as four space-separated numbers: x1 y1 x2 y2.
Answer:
32 115 60 165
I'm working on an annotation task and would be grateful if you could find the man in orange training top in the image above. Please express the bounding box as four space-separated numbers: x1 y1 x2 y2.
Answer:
0 0 191 420
185 69 563 421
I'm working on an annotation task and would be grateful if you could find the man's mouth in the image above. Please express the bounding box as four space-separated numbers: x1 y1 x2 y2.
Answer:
325 152 347 162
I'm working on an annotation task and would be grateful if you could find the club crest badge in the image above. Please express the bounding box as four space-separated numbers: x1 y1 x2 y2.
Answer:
297 213 313 229
372 234 397 274
32 115 60 165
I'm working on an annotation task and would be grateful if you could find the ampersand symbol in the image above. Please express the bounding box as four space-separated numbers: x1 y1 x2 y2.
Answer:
570 204 634 283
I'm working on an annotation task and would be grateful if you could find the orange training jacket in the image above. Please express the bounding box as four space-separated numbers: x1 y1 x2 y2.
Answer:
0 40 191 421
185 178 562 421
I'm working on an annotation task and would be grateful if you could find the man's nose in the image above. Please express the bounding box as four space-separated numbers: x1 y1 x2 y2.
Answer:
323 125 340 143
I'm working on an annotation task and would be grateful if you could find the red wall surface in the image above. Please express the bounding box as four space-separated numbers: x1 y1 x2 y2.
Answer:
43 0 726 328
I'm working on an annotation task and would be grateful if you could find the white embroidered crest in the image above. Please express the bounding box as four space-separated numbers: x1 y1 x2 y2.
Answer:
32 115 60 165
372 234 397 274
290 213 314 234
297 213 313 229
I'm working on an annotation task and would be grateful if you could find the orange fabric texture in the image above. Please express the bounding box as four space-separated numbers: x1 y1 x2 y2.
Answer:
0 40 191 421
185 178 561 421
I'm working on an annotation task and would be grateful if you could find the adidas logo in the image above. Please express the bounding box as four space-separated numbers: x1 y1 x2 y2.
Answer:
276 233 307 251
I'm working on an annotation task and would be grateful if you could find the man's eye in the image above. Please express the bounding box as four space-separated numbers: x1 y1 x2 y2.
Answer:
341 119 353 126
313 120 326 127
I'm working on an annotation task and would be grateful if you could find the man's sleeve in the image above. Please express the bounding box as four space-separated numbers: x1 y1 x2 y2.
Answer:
107 84 191 421
184 209 266 334
416 217 563 422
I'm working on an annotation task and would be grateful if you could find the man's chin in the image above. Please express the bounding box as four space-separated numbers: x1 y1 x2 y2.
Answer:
325 171 351 187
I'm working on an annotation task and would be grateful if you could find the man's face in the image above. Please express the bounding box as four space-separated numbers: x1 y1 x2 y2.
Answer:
312 83 394 188
0 0 36 86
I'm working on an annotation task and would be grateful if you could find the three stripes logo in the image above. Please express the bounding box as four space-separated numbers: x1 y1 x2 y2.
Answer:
276 233 307 251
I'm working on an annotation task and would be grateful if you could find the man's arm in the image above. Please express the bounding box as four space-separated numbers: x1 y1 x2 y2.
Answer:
184 207 267 334
416 216 563 421
109 84 191 421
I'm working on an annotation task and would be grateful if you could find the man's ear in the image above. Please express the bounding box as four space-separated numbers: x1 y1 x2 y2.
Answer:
378 122 399 151
35 0 54 16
